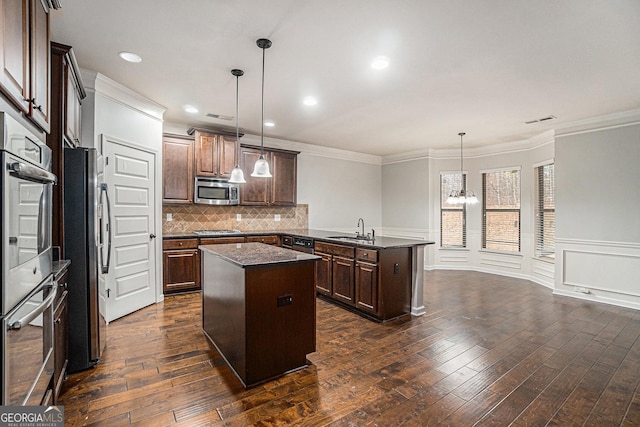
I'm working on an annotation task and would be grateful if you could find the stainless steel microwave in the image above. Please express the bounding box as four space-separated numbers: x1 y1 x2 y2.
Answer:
194 177 239 205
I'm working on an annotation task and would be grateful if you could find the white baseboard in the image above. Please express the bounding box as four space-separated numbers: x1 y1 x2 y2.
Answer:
553 288 640 311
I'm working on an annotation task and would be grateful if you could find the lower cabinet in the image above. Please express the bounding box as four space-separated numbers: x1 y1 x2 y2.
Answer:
355 261 378 313
314 241 411 321
245 235 279 245
163 239 200 294
332 256 355 305
53 267 69 404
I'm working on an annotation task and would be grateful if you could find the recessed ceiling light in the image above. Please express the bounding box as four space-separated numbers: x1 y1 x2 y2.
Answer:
264 120 275 127
371 56 390 69
183 105 198 114
303 96 317 106
118 51 142 63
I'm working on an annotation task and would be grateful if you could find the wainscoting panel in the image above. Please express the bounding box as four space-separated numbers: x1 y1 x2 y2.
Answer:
563 249 640 297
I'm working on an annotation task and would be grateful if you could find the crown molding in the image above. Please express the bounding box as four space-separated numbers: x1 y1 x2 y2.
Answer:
80 69 166 122
382 129 555 164
554 108 640 137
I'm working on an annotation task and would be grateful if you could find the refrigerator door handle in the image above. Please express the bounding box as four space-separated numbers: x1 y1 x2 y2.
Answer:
99 183 112 274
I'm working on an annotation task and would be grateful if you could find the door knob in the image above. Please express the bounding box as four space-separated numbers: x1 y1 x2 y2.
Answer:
150 233 156 240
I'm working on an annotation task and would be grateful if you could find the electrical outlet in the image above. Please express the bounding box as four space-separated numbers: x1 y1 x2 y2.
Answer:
236 214 242 221
394 263 400 274
277 294 293 307
166 213 172 221
274 214 281 222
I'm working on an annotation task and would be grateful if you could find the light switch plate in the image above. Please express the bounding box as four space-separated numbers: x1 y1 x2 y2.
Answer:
274 214 281 222
236 214 242 221
166 213 172 221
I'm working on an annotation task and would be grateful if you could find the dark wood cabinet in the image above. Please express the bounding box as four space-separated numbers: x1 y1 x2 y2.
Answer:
48 42 85 257
315 252 333 295
314 241 411 321
162 134 194 204
332 256 355 305
245 235 279 245
0 0 51 132
239 145 298 206
53 266 69 404
193 129 237 179
162 239 200 294
355 261 378 313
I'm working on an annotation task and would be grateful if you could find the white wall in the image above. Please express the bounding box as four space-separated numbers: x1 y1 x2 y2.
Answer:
382 159 430 232
554 122 640 309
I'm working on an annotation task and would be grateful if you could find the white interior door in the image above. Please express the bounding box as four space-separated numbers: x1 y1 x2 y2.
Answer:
102 137 157 322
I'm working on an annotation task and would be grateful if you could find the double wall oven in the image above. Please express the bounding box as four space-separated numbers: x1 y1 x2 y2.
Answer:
1 112 57 405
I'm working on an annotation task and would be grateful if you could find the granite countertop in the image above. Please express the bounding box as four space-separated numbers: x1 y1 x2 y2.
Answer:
200 242 320 268
52 259 71 279
166 228 435 249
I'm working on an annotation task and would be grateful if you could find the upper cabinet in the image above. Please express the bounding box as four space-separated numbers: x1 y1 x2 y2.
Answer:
0 0 51 132
162 134 194 204
47 42 86 255
190 128 238 179
239 145 298 206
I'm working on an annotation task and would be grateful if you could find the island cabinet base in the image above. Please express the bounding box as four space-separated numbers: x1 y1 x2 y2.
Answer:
201 251 316 388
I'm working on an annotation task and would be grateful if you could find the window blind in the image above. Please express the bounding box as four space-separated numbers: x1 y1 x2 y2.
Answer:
482 169 521 252
535 163 555 257
440 172 466 248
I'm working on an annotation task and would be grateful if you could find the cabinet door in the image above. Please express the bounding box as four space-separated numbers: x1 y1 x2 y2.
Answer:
239 146 270 205
53 290 68 403
0 0 30 113
315 252 333 296
64 67 82 145
332 256 355 305
163 249 200 293
195 131 219 177
355 261 378 313
29 0 49 132
218 135 237 178
163 136 194 204
271 150 297 206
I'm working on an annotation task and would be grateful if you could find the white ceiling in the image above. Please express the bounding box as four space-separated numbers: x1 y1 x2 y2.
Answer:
50 0 640 157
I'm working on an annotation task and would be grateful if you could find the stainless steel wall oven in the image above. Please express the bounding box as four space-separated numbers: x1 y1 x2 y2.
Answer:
1 112 57 405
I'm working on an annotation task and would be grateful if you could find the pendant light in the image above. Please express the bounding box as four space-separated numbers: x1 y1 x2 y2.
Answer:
251 38 272 178
447 132 478 205
228 69 246 183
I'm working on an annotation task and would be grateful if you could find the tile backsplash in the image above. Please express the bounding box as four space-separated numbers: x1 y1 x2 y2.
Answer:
162 204 309 234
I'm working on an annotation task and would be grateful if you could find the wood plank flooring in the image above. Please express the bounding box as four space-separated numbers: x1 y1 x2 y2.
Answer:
58 270 640 426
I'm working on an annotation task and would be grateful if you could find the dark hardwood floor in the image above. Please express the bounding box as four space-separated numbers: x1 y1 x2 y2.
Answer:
59 270 640 426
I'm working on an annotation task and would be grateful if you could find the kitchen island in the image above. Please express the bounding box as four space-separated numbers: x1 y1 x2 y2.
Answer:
200 242 320 388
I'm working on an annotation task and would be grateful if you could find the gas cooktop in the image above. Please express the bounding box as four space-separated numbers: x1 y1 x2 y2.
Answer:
193 230 241 236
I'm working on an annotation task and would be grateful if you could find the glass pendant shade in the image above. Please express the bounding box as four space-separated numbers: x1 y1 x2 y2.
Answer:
229 166 246 183
251 155 272 177
252 38 272 178
228 68 246 183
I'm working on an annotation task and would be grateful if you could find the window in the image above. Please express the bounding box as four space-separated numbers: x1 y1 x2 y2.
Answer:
482 169 521 252
440 172 466 248
535 163 555 258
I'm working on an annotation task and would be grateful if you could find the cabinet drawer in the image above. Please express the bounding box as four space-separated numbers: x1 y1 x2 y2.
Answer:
315 241 355 258
163 238 198 250
356 248 378 262
246 235 279 245
199 237 245 245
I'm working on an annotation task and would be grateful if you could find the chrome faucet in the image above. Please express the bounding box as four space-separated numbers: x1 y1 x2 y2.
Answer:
357 218 365 238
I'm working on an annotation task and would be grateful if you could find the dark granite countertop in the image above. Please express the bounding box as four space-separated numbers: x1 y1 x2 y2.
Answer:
200 242 320 268
166 228 434 249
52 259 71 279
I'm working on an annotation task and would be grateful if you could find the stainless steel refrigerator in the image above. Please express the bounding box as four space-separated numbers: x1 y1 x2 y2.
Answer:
64 147 108 373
